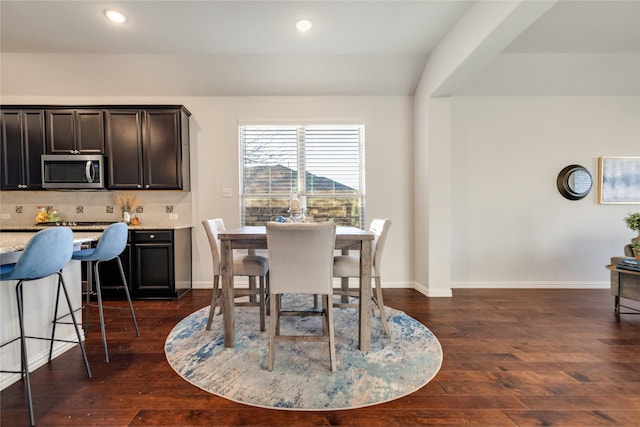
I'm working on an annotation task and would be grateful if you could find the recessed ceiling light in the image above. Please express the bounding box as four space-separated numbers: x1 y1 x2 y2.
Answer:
104 9 127 24
295 19 313 32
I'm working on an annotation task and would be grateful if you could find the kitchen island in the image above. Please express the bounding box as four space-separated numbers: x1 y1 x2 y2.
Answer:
0 231 100 390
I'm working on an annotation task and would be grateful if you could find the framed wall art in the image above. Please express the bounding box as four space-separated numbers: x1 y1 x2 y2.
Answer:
598 157 640 204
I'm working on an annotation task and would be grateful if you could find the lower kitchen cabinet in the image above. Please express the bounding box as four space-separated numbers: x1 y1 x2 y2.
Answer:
95 238 133 300
95 228 191 299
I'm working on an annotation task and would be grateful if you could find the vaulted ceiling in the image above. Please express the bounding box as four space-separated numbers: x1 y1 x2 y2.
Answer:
1 0 638 97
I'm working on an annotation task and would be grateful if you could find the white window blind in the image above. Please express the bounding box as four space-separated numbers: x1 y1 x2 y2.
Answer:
239 124 365 227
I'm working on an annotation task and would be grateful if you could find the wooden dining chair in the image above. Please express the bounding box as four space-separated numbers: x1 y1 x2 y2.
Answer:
202 218 269 331
266 222 337 372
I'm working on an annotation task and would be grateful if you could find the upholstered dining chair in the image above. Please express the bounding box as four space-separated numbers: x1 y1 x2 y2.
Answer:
71 222 140 363
333 218 392 336
202 218 269 331
266 222 337 372
0 227 92 426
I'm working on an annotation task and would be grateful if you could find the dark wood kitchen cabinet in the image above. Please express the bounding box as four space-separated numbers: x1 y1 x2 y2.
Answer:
1 104 190 191
0 109 46 190
132 228 192 299
46 109 105 154
105 107 190 190
94 232 133 300
95 228 191 299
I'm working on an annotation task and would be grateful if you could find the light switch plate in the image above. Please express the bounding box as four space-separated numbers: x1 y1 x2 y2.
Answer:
222 188 232 198
0 213 10 220
169 213 179 220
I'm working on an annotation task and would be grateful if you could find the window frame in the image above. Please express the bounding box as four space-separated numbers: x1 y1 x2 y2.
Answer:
238 122 365 227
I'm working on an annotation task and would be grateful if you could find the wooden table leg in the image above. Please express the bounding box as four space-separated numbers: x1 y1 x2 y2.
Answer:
221 239 235 347
359 239 372 352
341 248 350 303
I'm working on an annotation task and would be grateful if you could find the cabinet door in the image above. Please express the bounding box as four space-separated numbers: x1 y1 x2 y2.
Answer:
1 110 45 190
75 110 105 153
22 111 46 189
133 242 175 298
46 110 104 154
46 110 76 154
143 110 182 189
106 110 144 189
94 243 132 300
1 110 25 189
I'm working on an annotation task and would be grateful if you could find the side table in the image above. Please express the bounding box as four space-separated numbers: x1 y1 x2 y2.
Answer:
606 258 640 315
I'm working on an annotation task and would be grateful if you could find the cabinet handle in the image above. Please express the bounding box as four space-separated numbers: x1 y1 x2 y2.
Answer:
149 234 155 239
145 184 150 189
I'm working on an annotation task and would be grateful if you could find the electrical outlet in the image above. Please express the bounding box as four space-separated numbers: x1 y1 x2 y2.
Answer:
169 213 179 220
0 213 10 220
222 188 232 198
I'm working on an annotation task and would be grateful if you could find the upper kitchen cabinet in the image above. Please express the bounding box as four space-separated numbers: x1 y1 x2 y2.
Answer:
46 109 105 154
0 109 46 190
106 106 190 190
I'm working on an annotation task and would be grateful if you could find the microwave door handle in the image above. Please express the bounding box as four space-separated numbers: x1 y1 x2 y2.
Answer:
85 161 94 183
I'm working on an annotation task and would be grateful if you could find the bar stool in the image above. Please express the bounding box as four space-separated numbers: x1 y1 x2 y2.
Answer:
72 222 139 363
0 227 92 427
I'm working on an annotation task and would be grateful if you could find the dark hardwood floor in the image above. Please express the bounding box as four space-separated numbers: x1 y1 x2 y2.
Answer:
2 288 640 426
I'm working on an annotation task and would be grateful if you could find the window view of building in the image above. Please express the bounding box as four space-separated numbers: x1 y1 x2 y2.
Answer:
239 124 365 227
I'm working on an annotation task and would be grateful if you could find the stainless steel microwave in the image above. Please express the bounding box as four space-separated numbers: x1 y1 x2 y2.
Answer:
41 154 105 189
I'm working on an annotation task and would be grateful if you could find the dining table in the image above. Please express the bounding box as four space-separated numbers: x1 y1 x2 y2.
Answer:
218 225 374 352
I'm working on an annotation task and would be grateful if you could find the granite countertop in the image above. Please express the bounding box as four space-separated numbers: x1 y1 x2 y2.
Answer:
0 231 102 255
1 224 193 232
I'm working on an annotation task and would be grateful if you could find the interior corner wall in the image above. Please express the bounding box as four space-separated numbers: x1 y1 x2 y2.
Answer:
450 95 640 288
412 82 432 293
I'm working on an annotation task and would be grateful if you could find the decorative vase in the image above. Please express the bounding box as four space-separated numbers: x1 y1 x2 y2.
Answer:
122 210 131 224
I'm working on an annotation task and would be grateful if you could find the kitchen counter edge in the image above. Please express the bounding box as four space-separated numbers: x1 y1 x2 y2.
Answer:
1 224 193 232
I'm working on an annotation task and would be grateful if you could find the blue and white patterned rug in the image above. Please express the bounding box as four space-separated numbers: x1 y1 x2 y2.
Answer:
165 296 442 410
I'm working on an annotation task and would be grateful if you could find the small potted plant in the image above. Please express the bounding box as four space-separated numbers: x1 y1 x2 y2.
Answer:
632 240 640 260
624 212 640 242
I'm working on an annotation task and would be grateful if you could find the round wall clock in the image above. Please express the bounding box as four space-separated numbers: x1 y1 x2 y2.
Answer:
557 165 592 200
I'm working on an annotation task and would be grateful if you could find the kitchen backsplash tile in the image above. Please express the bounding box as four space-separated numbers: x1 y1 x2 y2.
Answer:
0 191 192 227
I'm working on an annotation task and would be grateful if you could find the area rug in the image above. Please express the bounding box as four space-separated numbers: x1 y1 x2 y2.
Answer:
165 296 442 410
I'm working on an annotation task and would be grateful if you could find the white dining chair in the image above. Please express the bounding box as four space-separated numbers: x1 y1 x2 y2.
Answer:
266 222 337 372
202 218 269 331
333 218 392 336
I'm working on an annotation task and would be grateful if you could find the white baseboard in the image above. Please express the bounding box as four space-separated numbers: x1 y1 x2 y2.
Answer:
191 279 609 297
451 281 609 289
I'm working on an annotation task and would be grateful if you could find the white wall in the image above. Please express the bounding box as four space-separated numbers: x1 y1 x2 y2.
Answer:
450 96 640 287
1 95 415 289
186 96 414 288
